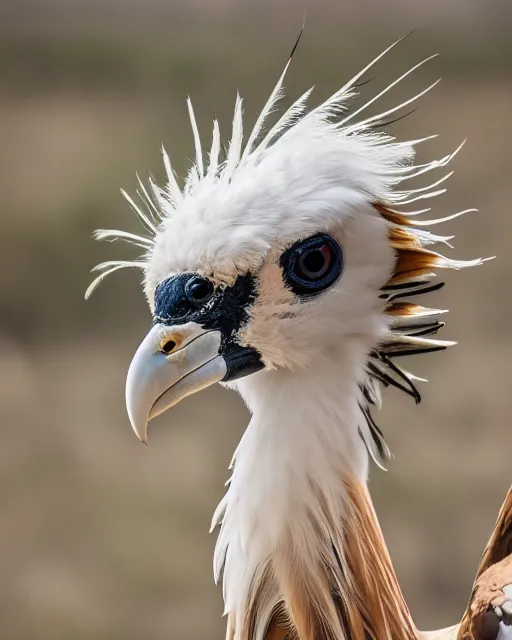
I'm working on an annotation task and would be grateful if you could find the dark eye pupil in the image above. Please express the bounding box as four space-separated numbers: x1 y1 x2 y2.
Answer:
190 282 209 299
299 247 330 279
279 233 343 296
185 276 214 304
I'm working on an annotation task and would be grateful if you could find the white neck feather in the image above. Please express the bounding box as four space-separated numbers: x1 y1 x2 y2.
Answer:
213 343 376 639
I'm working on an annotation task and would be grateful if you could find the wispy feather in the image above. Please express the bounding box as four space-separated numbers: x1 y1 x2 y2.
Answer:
207 119 221 178
345 79 441 133
252 86 313 156
136 173 161 223
161 146 183 206
187 97 204 178
120 189 157 235
339 54 438 127
410 208 478 226
225 93 244 180
85 259 148 299
93 229 154 249
241 26 305 162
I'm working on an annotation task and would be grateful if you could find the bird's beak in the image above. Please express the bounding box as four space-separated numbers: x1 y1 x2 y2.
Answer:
126 322 227 444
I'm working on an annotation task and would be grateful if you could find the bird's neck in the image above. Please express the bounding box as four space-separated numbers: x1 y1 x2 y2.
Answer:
215 355 418 640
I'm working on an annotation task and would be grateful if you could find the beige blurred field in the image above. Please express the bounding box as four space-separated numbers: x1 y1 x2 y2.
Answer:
0 1 511 638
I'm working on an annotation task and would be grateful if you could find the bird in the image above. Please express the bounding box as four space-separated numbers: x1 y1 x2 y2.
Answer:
86 34 506 640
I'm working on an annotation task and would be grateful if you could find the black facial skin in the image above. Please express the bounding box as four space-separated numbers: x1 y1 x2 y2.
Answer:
154 273 264 382
154 234 342 381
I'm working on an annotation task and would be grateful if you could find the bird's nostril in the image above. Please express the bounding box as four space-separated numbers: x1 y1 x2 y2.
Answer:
161 339 177 354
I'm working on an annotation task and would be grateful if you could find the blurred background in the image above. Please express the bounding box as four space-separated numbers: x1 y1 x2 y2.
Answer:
0 0 511 638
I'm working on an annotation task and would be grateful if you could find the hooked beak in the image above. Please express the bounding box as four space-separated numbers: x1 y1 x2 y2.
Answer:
126 322 227 444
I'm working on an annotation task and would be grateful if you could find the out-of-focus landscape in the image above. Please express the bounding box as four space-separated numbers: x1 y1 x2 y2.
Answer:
0 0 511 638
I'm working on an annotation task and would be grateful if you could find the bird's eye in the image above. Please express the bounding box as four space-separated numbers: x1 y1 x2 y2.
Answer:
280 233 343 295
184 276 214 306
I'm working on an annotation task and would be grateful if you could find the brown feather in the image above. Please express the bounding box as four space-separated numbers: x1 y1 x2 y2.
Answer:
458 555 512 640
266 626 290 640
458 487 512 640
387 225 422 249
374 203 411 227
387 248 439 285
273 532 344 640
386 302 433 317
374 203 441 286
477 487 512 576
339 475 419 640
252 475 420 640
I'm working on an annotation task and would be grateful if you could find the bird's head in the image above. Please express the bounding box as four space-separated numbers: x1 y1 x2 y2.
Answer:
87 38 487 446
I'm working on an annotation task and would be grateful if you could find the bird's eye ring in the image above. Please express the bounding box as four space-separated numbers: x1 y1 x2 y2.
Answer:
184 276 214 306
280 233 343 295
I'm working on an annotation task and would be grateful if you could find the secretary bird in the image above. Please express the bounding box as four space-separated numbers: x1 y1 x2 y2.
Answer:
87 35 512 640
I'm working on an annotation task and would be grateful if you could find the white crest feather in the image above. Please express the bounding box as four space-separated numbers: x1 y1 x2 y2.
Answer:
225 93 244 179
241 52 294 161
120 189 157 235
253 86 313 156
187 97 204 178
339 54 438 127
85 259 147 299
161 146 183 206
207 119 221 178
